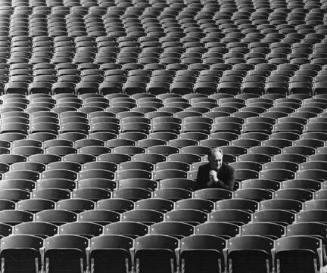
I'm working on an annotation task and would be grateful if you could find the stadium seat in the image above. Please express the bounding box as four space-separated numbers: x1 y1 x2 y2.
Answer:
253 210 295 226
180 235 226 273
134 235 179 273
44 235 88 273
193 189 232 202
239 179 280 191
150 221 194 238
14 222 57 238
121 209 163 225
296 210 327 224
281 179 321 191
78 209 120 225
165 209 207 225
234 189 273 202
241 222 285 239
304 199 327 210
57 199 94 213
216 199 258 212
260 199 302 212
104 221 148 238
274 236 323 273
96 198 133 213
227 235 274 273
0 235 43 273
286 222 327 249
35 210 76 225
153 188 192 201
209 209 252 225
59 222 103 238
89 235 133 273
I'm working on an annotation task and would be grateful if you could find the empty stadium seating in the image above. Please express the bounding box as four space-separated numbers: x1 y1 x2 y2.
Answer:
0 0 326 272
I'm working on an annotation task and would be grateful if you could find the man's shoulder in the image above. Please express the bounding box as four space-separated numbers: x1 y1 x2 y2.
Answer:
222 163 235 173
198 163 210 171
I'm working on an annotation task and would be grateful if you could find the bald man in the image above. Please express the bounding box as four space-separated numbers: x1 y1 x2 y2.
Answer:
196 148 235 190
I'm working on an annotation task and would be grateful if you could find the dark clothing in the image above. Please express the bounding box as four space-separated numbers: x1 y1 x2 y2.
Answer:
196 163 235 190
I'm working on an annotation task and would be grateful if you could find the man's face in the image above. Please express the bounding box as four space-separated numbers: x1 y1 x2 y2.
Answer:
209 151 223 170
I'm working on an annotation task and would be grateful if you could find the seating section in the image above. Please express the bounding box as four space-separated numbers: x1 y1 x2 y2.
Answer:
0 0 326 272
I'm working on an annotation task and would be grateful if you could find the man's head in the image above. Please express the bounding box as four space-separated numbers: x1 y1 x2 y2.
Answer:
208 148 223 170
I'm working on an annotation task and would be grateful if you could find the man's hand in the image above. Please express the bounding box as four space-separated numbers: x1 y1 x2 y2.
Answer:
207 170 218 187
217 179 227 189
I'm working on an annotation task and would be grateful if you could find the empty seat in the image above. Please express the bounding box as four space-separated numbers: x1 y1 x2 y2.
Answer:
96 199 134 213
117 169 152 180
175 199 214 213
57 199 95 213
260 199 302 212
227 235 274 273
0 235 43 273
153 188 192 201
296 210 327 224
209 209 252 225
253 210 295 226
275 236 323 273
59 222 103 238
260 169 295 181
241 222 285 239
297 170 327 181
121 208 164 225
0 210 33 225
234 189 273 202
239 179 280 191
72 188 111 202
150 221 194 238
159 178 195 191
193 189 232 202
35 210 77 225
14 222 58 238
164 209 207 225
286 222 327 248
274 189 313 202
78 210 120 225
216 198 258 212
113 188 152 202
134 235 178 273
180 235 226 273
104 222 148 238
89 235 133 273
44 235 88 273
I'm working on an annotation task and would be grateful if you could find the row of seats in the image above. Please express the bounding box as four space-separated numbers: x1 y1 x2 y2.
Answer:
0 0 326 94
0 159 327 183
0 206 327 226
2 185 327 214
0 234 321 273
3 178 327 200
1 189 327 210
3 218 327 240
4 71 327 94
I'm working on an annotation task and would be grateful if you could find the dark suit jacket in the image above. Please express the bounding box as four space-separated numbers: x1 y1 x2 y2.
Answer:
196 163 235 190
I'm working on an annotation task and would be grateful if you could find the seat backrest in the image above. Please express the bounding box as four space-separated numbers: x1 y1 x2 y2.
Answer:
90 234 133 252
104 221 148 238
135 234 179 251
44 234 88 253
227 235 274 253
180 234 225 252
1 234 43 250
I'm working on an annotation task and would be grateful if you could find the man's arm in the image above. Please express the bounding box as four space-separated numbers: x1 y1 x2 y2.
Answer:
196 164 216 189
223 166 235 191
196 165 205 190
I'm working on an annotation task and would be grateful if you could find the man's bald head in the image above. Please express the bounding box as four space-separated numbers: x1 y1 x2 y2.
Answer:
208 148 223 170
